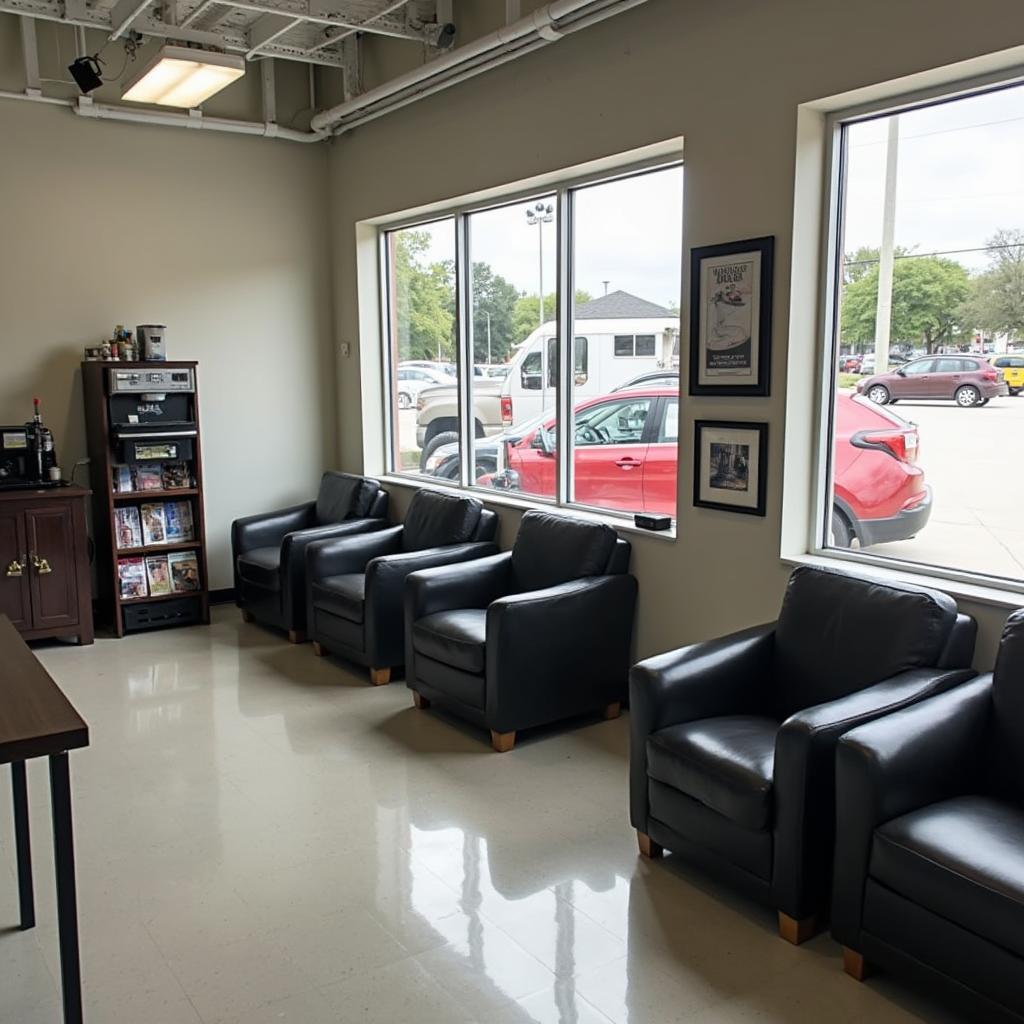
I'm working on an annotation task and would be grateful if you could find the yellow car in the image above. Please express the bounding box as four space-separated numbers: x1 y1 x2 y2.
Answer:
988 354 1024 396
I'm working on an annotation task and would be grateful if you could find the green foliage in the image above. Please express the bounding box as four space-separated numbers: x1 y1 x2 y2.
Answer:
511 290 593 349
471 262 520 364
840 254 970 352
960 229 1024 342
390 231 455 361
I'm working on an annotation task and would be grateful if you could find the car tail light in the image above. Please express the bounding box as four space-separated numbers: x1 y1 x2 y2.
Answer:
852 427 918 463
500 396 513 425
982 369 999 381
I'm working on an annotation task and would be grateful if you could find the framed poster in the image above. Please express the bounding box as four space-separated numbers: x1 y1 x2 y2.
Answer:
689 236 774 396
693 420 768 516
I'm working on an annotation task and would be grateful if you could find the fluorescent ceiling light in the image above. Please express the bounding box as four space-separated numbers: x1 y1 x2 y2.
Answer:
122 45 245 108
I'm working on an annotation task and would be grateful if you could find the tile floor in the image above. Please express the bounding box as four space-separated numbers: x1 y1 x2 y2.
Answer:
0 608 962 1023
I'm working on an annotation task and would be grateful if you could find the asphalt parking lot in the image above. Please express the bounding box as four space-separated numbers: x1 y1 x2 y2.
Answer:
847 391 1024 580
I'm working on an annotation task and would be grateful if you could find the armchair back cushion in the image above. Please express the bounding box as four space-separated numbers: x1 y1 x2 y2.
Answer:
401 490 483 552
509 511 618 592
315 472 380 525
989 608 1024 801
772 567 957 719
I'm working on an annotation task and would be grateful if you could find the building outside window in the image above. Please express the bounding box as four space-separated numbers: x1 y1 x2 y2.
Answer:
381 160 684 522
819 78 1024 588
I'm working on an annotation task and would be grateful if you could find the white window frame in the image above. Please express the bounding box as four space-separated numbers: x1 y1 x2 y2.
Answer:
809 69 1024 597
376 151 684 525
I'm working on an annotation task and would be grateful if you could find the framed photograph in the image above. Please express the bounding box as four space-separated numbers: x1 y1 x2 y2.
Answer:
689 236 773 396
693 420 768 516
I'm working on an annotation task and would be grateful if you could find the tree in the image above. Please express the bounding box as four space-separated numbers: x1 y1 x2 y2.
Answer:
471 263 520 364
840 255 971 353
511 290 593 349
390 232 455 361
960 229 1024 343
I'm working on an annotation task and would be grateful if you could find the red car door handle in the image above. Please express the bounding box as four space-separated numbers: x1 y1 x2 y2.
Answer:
615 458 642 469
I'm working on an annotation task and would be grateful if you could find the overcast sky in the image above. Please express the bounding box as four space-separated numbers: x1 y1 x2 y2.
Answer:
844 80 1024 271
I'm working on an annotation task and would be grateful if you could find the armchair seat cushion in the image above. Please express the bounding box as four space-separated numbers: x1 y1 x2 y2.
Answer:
312 574 366 624
237 547 281 590
871 795 1024 959
647 716 777 831
413 609 488 674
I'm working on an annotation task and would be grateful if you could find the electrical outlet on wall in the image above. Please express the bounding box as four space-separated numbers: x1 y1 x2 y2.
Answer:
340 342 351 357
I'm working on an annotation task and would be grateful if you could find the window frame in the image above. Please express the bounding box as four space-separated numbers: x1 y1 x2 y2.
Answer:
810 70 1024 595
378 155 684 525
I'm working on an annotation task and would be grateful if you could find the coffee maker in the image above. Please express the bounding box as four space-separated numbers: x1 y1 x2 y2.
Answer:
0 399 61 489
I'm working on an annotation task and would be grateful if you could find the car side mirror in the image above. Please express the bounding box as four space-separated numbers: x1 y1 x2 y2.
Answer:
896 368 906 376
536 428 555 456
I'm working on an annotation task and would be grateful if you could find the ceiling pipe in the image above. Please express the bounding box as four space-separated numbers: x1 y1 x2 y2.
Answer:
311 0 650 134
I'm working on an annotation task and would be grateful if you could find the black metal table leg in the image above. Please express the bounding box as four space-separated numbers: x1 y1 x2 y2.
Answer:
49 753 83 1024
11 760 35 930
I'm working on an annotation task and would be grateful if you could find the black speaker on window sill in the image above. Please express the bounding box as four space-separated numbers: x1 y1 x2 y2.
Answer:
634 513 672 532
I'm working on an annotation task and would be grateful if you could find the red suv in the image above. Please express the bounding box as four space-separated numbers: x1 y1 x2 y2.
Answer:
856 354 1008 407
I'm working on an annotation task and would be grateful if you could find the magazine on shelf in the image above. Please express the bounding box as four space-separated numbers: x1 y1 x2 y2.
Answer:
112 465 133 493
140 503 167 546
145 555 172 596
118 557 148 599
164 501 195 543
168 550 200 592
161 461 191 489
135 466 163 491
114 506 142 549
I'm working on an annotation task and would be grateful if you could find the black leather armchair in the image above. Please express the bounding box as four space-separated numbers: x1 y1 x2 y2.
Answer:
832 609 1024 1022
404 510 637 752
231 472 389 642
306 489 499 685
629 566 977 944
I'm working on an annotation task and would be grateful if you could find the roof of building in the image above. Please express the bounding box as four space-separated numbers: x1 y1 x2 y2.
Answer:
574 290 675 319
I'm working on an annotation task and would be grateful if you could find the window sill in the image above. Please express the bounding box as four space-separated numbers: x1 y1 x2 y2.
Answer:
380 474 677 542
784 551 1024 610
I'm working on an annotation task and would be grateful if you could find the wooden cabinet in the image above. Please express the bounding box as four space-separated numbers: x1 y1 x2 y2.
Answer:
0 487 93 644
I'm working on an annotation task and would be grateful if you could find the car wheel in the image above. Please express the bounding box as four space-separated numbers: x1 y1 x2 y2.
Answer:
955 385 981 408
830 510 854 548
419 430 460 470
1010 388 1021 396
397 392 412 410
866 384 890 405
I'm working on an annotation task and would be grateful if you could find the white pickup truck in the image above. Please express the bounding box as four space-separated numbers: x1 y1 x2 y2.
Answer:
415 378 504 468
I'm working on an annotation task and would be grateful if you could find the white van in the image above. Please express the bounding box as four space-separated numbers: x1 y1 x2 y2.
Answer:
499 291 679 428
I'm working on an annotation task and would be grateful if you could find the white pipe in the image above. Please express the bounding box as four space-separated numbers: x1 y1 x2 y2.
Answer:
0 89 74 107
311 0 647 133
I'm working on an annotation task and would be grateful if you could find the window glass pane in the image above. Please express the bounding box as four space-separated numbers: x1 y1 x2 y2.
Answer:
569 165 683 517
575 337 589 384
659 399 679 443
386 220 456 477
462 197 557 501
828 82 1024 581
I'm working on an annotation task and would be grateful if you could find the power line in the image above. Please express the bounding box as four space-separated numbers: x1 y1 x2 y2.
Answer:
844 241 1024 267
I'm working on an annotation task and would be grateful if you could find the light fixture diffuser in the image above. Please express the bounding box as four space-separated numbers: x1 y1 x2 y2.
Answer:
122 45 245 108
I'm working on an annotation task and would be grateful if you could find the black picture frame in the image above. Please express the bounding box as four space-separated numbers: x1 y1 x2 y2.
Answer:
693 420 768 517
688 236 774 396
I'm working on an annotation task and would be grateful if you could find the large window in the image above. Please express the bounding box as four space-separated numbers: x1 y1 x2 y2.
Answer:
382 159 684 521
820 79 1024 587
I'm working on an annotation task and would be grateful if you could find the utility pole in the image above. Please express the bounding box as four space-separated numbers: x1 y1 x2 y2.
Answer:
875 116 900 372
526 202 554 328
484 311 492 365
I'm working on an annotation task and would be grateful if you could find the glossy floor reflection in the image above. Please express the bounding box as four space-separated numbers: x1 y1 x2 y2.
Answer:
0 608 962 1023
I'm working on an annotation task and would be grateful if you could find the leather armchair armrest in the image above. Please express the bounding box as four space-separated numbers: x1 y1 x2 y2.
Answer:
486 574 638 734
232 502 314 557
831 674 992 947
365 541 500 667
405 552 512 621
773 666 977 920
306 526 404 581
628 622 775 832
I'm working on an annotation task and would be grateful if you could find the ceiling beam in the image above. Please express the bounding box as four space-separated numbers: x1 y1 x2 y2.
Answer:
246 11 299 56
19 15 41 93
108 0 153 39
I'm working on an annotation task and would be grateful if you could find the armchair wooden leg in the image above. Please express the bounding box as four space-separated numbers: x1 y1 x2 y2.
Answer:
842 947 872 981
603 701 622 720
311 641 326 657
241 610 254 623
637 831 663 859
412 691 430 709
287 629 305 644
490 730 516 753
778 912 819 945
369 667 391 686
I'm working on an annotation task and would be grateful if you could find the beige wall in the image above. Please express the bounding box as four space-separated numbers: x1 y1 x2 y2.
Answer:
329 0 1024 667
0 100 334 589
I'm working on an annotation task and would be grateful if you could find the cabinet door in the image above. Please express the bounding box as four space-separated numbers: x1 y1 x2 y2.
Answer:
0 510 31 630
25 503 79 630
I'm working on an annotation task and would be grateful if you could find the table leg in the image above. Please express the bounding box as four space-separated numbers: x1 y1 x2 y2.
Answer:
11 761 35 930
49 753 82 1024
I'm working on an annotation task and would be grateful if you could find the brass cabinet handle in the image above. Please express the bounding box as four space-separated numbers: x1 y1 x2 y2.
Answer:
5 558 23 577
30 554 52 575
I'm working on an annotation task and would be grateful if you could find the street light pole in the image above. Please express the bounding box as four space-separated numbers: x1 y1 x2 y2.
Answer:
484 310 492 365
526 202 554 329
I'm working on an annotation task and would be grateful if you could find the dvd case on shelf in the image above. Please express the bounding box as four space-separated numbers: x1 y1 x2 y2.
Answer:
145 555 172 596
115 506 142 549
164 501 195 543
141 503 167 546
118 557 148 599
168 550 200 592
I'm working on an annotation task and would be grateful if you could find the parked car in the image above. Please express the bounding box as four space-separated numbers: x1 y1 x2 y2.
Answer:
424 389 930 547
839 354 862 373
988 353 1024 396
395 365 450 409
856 354 1008 407
613 370 680 391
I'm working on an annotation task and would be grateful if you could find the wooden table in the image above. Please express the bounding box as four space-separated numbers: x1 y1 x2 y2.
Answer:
0 614 88 1023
